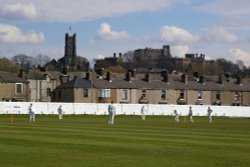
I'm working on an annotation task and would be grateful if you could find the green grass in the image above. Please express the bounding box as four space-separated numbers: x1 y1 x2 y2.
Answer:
0 115 250 167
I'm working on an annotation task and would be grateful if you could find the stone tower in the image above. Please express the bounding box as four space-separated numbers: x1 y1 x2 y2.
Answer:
162 45 171 57
64 33 76 71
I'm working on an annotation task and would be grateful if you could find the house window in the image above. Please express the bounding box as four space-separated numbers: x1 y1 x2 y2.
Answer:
234 91 240 101
197 91 203 100
121 89 128 100
216 91 221 100
83 89 88 97
15 83 23 94
99 89 110 98
179 90 185 99
161 90 166 100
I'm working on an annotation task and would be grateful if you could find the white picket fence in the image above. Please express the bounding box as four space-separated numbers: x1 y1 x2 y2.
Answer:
0 102 250 117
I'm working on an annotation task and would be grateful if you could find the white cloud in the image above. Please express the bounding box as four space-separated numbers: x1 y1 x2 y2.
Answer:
203 27 239 43
0 0 189 22
0 24 45 44
1 3 38 20
197 1 250 30
216 16 250 30
229 48 250 67
97 22 130 41
160 25 198 44
199 0 250 16
96 54 105 60
171 45 190 57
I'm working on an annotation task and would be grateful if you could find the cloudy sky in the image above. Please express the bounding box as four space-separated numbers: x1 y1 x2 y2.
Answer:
0 0 250 66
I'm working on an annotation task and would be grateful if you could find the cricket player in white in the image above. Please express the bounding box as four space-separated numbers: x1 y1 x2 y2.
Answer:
188 106 194 123
57 106 63 120
207 107 213 123
108 101 116 124
174 110 179 123
28 104 35 122
141 106 147 120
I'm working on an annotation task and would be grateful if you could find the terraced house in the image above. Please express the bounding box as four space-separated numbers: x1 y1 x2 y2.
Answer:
0 71 29 102
52 71 250 106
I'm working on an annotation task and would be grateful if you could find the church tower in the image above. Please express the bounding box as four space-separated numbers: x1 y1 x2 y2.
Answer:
64 33 77 71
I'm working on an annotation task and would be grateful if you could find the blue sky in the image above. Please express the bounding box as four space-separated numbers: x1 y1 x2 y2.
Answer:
0 0 250 66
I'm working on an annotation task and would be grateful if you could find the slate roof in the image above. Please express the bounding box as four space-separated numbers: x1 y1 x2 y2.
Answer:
0 71 28 83
26 70 85 81
54 72 250 92
57 77 92 89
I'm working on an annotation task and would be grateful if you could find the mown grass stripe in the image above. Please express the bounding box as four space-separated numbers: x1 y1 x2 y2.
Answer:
0 115 249 167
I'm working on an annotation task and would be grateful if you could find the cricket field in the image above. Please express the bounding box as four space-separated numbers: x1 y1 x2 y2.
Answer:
0 115 249 167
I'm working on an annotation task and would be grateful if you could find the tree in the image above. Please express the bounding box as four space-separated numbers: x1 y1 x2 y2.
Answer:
236 60 245 71
11 54 33 71
0 58 20 73
216 58 241 77
122 51 135 69
75 56 89 71
107 65 126 73
33 54 51 67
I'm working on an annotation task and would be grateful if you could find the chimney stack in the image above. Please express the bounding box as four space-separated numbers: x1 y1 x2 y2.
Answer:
60 74 70 85
181 74 188 84
236 75 242 85
163 74 168 83
193 72 199 80
161 70 168 83
218 75 223 84
199 76 204 84
126 72 132 83
106 71 112 82
86 71 92 81
145 72 151 82
18 68 25 79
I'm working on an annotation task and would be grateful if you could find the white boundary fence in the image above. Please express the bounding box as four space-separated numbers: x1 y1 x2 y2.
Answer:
0 102 250 117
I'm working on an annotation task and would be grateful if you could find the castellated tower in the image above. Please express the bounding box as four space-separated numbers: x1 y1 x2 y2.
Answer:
64 33 77 71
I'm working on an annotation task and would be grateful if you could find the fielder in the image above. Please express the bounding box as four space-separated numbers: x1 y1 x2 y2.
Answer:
188 106 194 123
108 101 116 124
173 110 179 123
140 105 147 120
57 105 63 120
28 104 35 122
207 107 213 123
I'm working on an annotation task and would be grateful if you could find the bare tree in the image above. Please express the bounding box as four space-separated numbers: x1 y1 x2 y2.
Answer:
236 60 245 71
11 54 33 71
122 51 135 69
33 54 51 67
